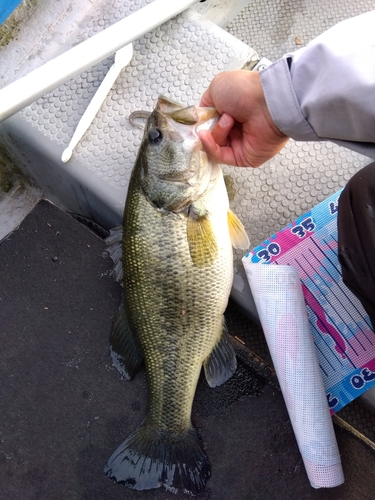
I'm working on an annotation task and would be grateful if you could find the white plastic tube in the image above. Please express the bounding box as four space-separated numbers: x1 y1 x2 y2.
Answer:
0 0 200 122
242 262 344 488
61 43 134 163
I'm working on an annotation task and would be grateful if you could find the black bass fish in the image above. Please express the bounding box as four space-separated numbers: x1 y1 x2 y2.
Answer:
104 96 249 495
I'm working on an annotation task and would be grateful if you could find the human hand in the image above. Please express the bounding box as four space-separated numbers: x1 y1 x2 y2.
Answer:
198 70 289 167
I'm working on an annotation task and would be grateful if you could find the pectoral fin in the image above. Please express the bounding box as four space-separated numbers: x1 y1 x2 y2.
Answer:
109 304 143 380
227 209 250 250
187 213 218 268
203 320 237 388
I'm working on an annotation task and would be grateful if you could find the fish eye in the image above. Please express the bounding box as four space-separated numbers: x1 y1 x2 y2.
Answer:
148 128 163 144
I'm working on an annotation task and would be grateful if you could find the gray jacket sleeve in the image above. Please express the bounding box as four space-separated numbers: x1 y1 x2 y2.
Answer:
260 10 375 159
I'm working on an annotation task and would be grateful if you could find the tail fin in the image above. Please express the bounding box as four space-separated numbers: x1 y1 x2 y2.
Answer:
104 422 211 495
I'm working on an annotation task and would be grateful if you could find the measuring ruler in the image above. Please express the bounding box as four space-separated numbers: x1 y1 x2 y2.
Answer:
244 190 375 413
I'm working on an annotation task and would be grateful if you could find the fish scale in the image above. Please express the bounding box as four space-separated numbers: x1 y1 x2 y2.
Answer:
123 181 232 431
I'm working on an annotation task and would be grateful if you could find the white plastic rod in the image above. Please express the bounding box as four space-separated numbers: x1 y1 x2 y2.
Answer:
61 43 134 163
0 0 200 122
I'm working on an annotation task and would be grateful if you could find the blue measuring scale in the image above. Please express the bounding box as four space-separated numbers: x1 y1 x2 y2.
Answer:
244 190 375 413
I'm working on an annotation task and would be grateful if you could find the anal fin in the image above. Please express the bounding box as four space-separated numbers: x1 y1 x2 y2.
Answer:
110 304 143 380
203 320 237 388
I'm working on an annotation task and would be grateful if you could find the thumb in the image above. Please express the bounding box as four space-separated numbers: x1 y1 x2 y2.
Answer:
211 113 235 146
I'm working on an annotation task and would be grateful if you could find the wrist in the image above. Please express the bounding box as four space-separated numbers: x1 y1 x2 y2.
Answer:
250 70 287 140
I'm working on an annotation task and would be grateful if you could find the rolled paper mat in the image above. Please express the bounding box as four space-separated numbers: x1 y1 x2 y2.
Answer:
242 262 344 488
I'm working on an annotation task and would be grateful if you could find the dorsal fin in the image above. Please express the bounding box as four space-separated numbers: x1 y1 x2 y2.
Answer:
223 174 236 203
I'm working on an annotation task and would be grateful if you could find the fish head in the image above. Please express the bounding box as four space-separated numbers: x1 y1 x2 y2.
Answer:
136 96 219 213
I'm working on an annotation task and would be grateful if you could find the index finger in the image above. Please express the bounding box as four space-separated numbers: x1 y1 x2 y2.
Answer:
198 129 237 165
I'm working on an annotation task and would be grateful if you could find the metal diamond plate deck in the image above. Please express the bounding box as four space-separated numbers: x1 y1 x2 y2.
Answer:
0 1 258 231
1 0 374 310
21 11 256 189
1 0 375 466
227 0 375 61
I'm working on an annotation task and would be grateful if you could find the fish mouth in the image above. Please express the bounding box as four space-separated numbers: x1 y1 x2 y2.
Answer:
166 106 219 129
163 106 219 141
156 96 219 133
149 97 218 191
157 170 197 182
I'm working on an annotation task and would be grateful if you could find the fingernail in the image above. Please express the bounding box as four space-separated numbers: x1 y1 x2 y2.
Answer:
219 113 231 127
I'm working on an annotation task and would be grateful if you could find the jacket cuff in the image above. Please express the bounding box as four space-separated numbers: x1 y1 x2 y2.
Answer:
260 58 320 142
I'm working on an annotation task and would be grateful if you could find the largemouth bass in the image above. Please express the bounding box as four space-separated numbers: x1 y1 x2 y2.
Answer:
104 96 249 495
